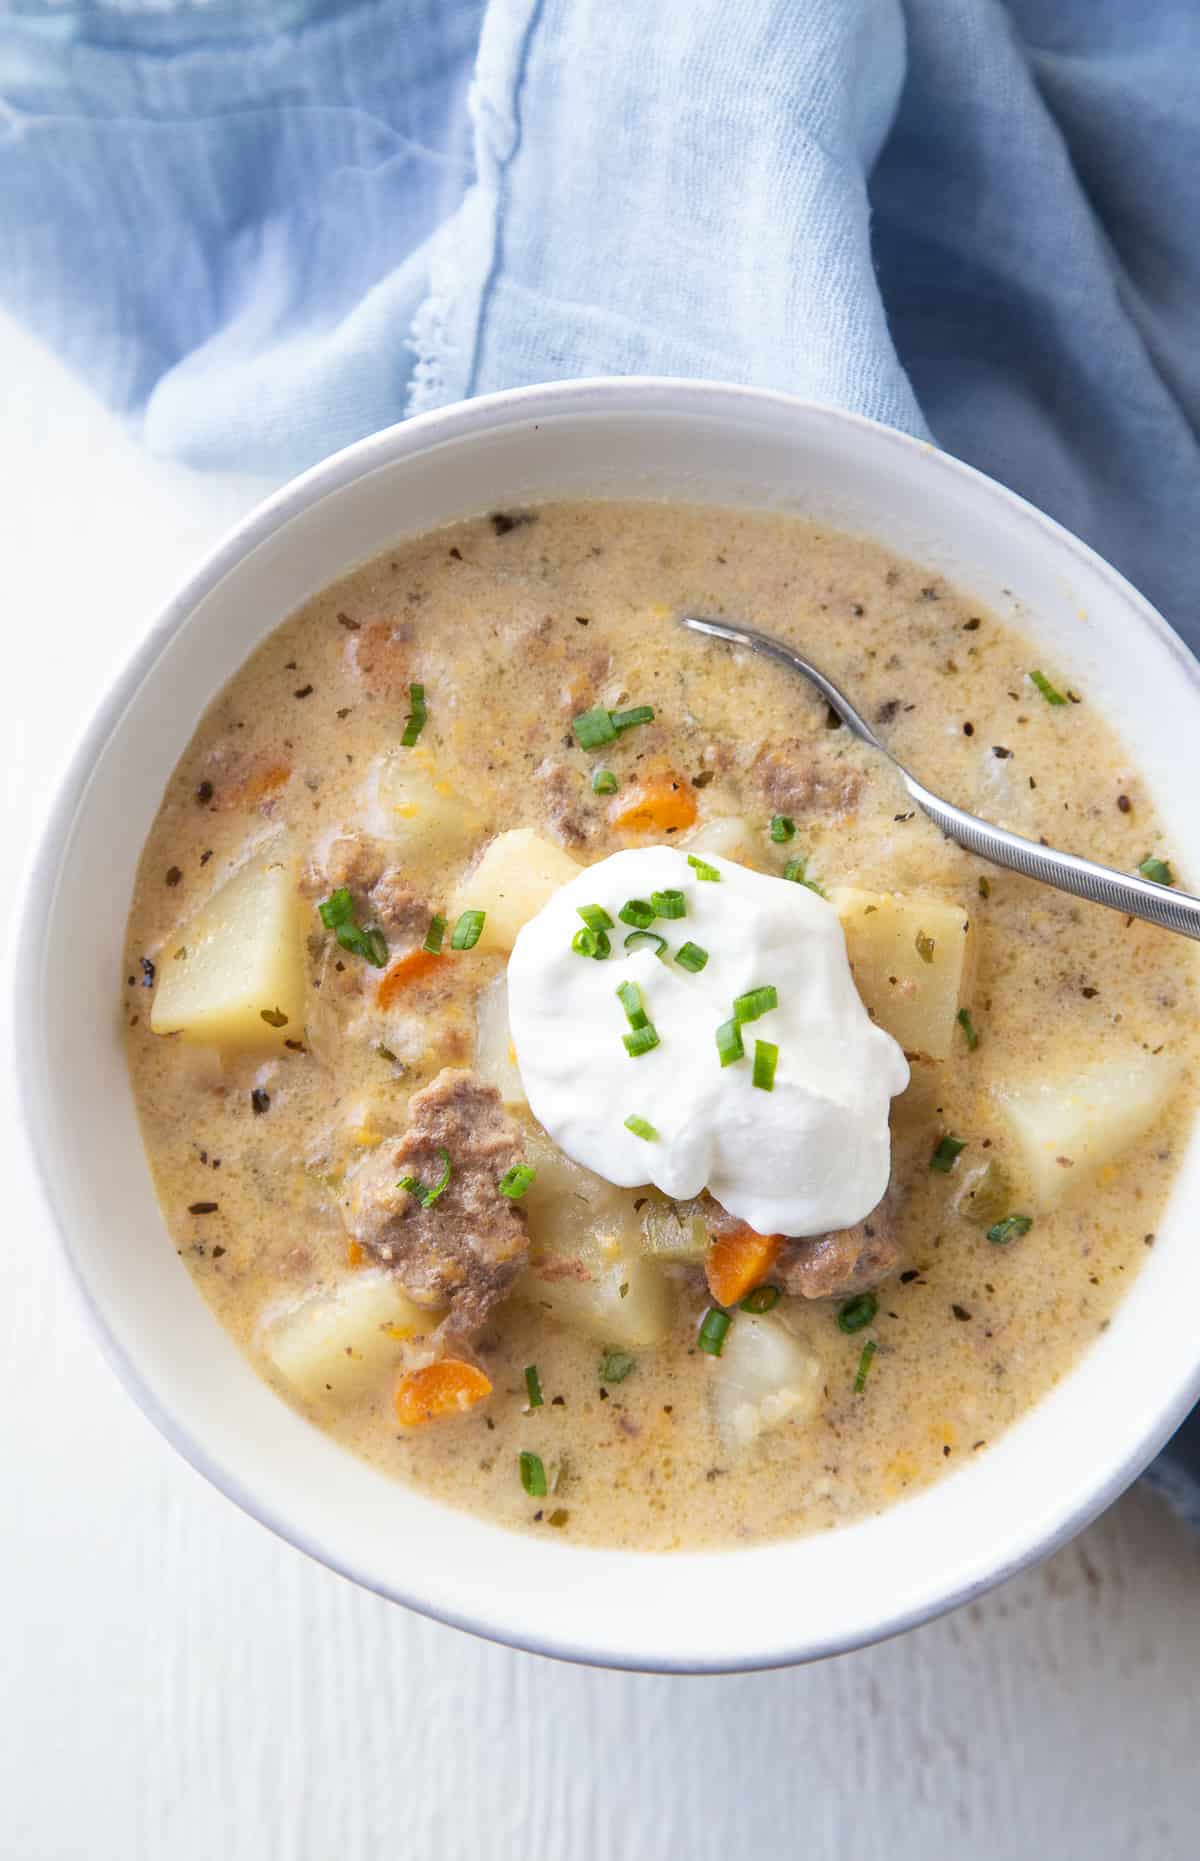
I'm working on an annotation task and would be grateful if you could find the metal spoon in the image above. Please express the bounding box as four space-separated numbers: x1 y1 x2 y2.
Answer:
680 613 1200 941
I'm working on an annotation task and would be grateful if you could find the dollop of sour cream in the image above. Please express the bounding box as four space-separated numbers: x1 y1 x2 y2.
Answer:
507 846 909 1237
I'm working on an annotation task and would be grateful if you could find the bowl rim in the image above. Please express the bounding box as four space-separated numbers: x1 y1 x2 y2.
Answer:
16 375 1200 1673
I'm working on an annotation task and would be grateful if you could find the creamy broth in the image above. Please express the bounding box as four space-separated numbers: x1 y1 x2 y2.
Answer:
123 502 1198 1551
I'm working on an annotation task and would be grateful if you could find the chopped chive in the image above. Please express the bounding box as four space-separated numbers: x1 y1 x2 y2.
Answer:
650 888 686 920
987 1213 1033 1245
623 1024 660 1058
915 930 936 965
1139 854 1174 886
616 979 648 1028
739 1284 780 1314
770 814 796 843
450 909 486 950
423 914 446 955
524 1364 544 1408
318 888 390 968
930 1133 967 1173
572 926 611 959
698 1307 732 1356
783 857 826 897
624 929 669 958
854 1339 878 1392
688 854 720 881
520 1451 548 1497
610 704 655 733
752 1039 778 1091
618 897 656 930
592 769 619 795
397 1147 452 1209
499 1163 536 1200
715 1017 744 1067
624 1113 659 1141
837 1291 878 1334
674 940 709 972
957 1007 980 1050
733 984 778 1024
1030 669 1067 706
577 904 614 932
600 1350 635 1383
572 706 617 749
400 682 427 747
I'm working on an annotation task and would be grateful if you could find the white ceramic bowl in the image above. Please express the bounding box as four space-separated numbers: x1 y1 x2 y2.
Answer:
18 379 1200 1673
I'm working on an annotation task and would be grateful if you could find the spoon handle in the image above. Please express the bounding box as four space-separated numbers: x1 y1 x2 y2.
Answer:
908 777 1200 940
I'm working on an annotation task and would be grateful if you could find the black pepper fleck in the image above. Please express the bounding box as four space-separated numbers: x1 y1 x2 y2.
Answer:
195 780 214 805
165 866 182 887
250 1088 270 1115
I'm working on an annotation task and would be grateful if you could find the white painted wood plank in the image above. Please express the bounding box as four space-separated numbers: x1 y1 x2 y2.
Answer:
2 310 1197 1861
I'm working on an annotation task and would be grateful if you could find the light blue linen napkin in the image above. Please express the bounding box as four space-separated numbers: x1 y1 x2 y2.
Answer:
2 0 1198 1515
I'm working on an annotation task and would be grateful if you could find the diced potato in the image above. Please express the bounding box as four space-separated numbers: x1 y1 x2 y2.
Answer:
640 1196 709 1263
520 1130 643 1258
259 1270 438 1406
150 849 305 1052
474 972 526 1106
830 886 974 1059
365 750 481 859
519 1253 672 1350
680 816 755 865
996 1050 1182 1210
710 1312 823 1450
451 828 582 954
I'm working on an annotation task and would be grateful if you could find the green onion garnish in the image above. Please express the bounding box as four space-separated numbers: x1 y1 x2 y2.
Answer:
854 1339 878 1392
770 814 796 843
987 1213 1033 1245
397 1146 453 1209
698 1307 732 1356
600 1350 635 1383
837 1291 878 1334
317 888 390 968
715 1018 744 1067
577 904 614 932
616 979 648 1028
752 1039 778 1091
520 1451 548 1497
572 704 655 747
1139 854 1174 886
400 682 428 747
733 985 778 1024
650 888 686 920
687 854 720 881
623 1025 660 1058
499 1163 536 1199
783 857 826 897
619 897 656 929
572 706 617 749
957 1006 979 1050
422 913 446 955
1030 669 1067 706
450 909 486 950
739 1285 780 1314
572 926 611 959
624 1114 659 1141
610 704 655 733
592 769 619 795
930 1133 966 1173
674 941 709 972
624 929 669 958
525 1364 544 1408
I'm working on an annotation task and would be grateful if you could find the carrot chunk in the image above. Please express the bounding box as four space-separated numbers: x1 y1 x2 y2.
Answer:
705 1224 783 1308
394 1359 493 1427
376 948 443 1009
212 752 292 811
608 769 697 836
345 1240 366 1269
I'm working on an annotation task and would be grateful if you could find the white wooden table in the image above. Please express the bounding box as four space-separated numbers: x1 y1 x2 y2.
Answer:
3 311 1198 1861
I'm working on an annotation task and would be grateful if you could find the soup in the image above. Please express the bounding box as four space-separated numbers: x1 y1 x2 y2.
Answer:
123 501 1197 1551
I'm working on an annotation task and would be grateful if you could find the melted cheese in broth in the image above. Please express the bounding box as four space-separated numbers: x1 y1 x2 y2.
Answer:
123 502 1199 1551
